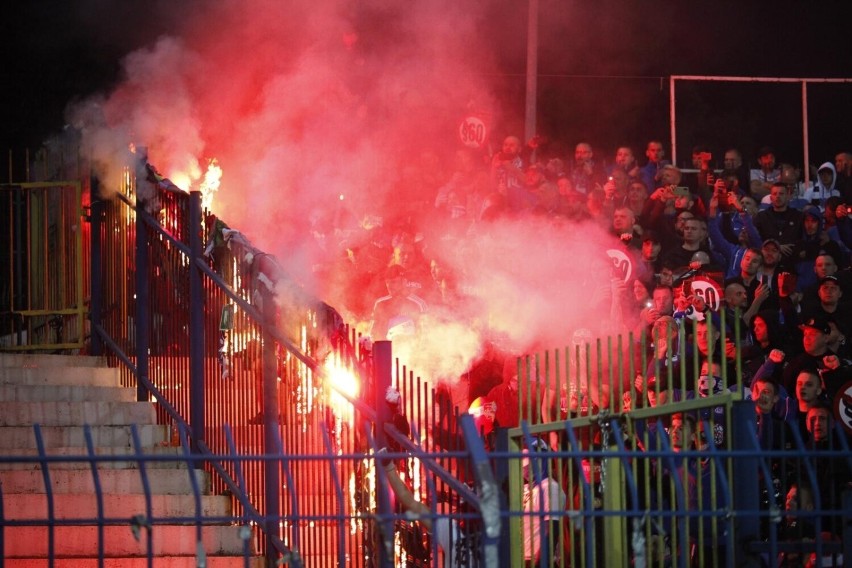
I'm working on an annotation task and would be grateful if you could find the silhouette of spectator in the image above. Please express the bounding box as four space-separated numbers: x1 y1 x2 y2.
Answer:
610 145 640 179
834 150 852 204
491 135 526 205
639 140 670 195
707 188 763 280
750 146 782 198
382 451 483 567
753 182 804 251
369 265 428 341
521 437 566 565
570 142 606 195
723 147 752 197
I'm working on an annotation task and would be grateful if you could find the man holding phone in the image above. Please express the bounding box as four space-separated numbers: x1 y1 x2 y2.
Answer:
683 145 715 205
723 248 775 315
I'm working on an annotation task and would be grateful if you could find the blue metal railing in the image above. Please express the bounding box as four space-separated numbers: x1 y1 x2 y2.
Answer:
84 159 481 566
3 151 851 567
1 415 850 566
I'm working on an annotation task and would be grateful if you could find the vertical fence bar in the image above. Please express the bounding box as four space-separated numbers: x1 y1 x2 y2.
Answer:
188 191 204 452
373 340 394 568
602 424 627 568
135 191 150 402
261 281 281 567
458 412 500 566
89 188 103 356
731 399 758 565
15 187 25 345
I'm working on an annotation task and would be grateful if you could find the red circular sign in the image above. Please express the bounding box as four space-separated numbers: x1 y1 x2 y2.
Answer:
606 249 633 282
833 380 852 436
689 276 723 312
458 116 488 149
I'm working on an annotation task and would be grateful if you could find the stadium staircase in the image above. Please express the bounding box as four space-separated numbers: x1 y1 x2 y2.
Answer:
0 353 262 567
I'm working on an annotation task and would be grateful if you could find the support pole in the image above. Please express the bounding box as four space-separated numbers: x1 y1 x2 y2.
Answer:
188 191 205 453
670 76 678 167
261 281 281 567
134 186 150 403
524 0 539 143
801 82 811 189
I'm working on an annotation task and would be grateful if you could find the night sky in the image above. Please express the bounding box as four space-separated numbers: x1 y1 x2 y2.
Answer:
2 1 851 168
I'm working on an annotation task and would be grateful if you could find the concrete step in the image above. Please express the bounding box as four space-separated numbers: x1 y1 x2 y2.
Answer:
0 366 120 387
0 467 210 495
4 493 233 520
0 354 109 368
0 444 186 470
0 355 271 566
0 424 168 450
0 400 157 426
4 558 265 568
0 383 136 402
3 524 252 557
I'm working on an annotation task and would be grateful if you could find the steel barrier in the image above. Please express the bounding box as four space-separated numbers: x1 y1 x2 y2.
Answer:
2 414 848 567
2 147 850 566
506 323 852 567
86 155 474 566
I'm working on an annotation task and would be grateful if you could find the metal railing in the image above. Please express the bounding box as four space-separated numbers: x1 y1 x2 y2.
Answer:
0 181 86 351
4 410 848 567
2 146 850 567
86 155 481 566
504 320 852 567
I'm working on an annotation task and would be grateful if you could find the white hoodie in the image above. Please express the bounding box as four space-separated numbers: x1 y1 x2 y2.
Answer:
801 161 841 207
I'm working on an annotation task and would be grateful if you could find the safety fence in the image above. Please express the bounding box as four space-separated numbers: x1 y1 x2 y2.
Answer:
0 415 494 568
2 410 849 567
504 325 852 567
83 153 480 566
2 146 850 567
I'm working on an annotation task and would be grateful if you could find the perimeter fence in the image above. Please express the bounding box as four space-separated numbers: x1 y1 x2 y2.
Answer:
0 145 850 567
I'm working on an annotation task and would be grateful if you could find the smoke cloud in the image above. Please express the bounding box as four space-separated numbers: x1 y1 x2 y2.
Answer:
66 0 627 394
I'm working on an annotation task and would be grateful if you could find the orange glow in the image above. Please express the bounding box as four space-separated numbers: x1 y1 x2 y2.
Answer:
155 158 222 209
199 158 222 210
467 396 496 436
166 169 192 193
324 358 359 425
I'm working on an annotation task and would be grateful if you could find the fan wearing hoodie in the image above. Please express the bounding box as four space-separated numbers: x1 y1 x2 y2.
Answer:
801 162 841 208
790 206 846 291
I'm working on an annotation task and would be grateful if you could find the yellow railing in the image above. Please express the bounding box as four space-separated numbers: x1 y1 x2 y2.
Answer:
1 181 86 351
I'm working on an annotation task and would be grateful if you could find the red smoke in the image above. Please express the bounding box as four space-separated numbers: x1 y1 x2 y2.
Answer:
66 0 627 394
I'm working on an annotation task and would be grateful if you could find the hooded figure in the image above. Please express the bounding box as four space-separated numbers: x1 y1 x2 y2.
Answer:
792 205 846 289
802 161 841 208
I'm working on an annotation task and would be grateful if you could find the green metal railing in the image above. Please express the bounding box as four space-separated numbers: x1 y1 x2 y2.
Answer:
502 311 852 568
